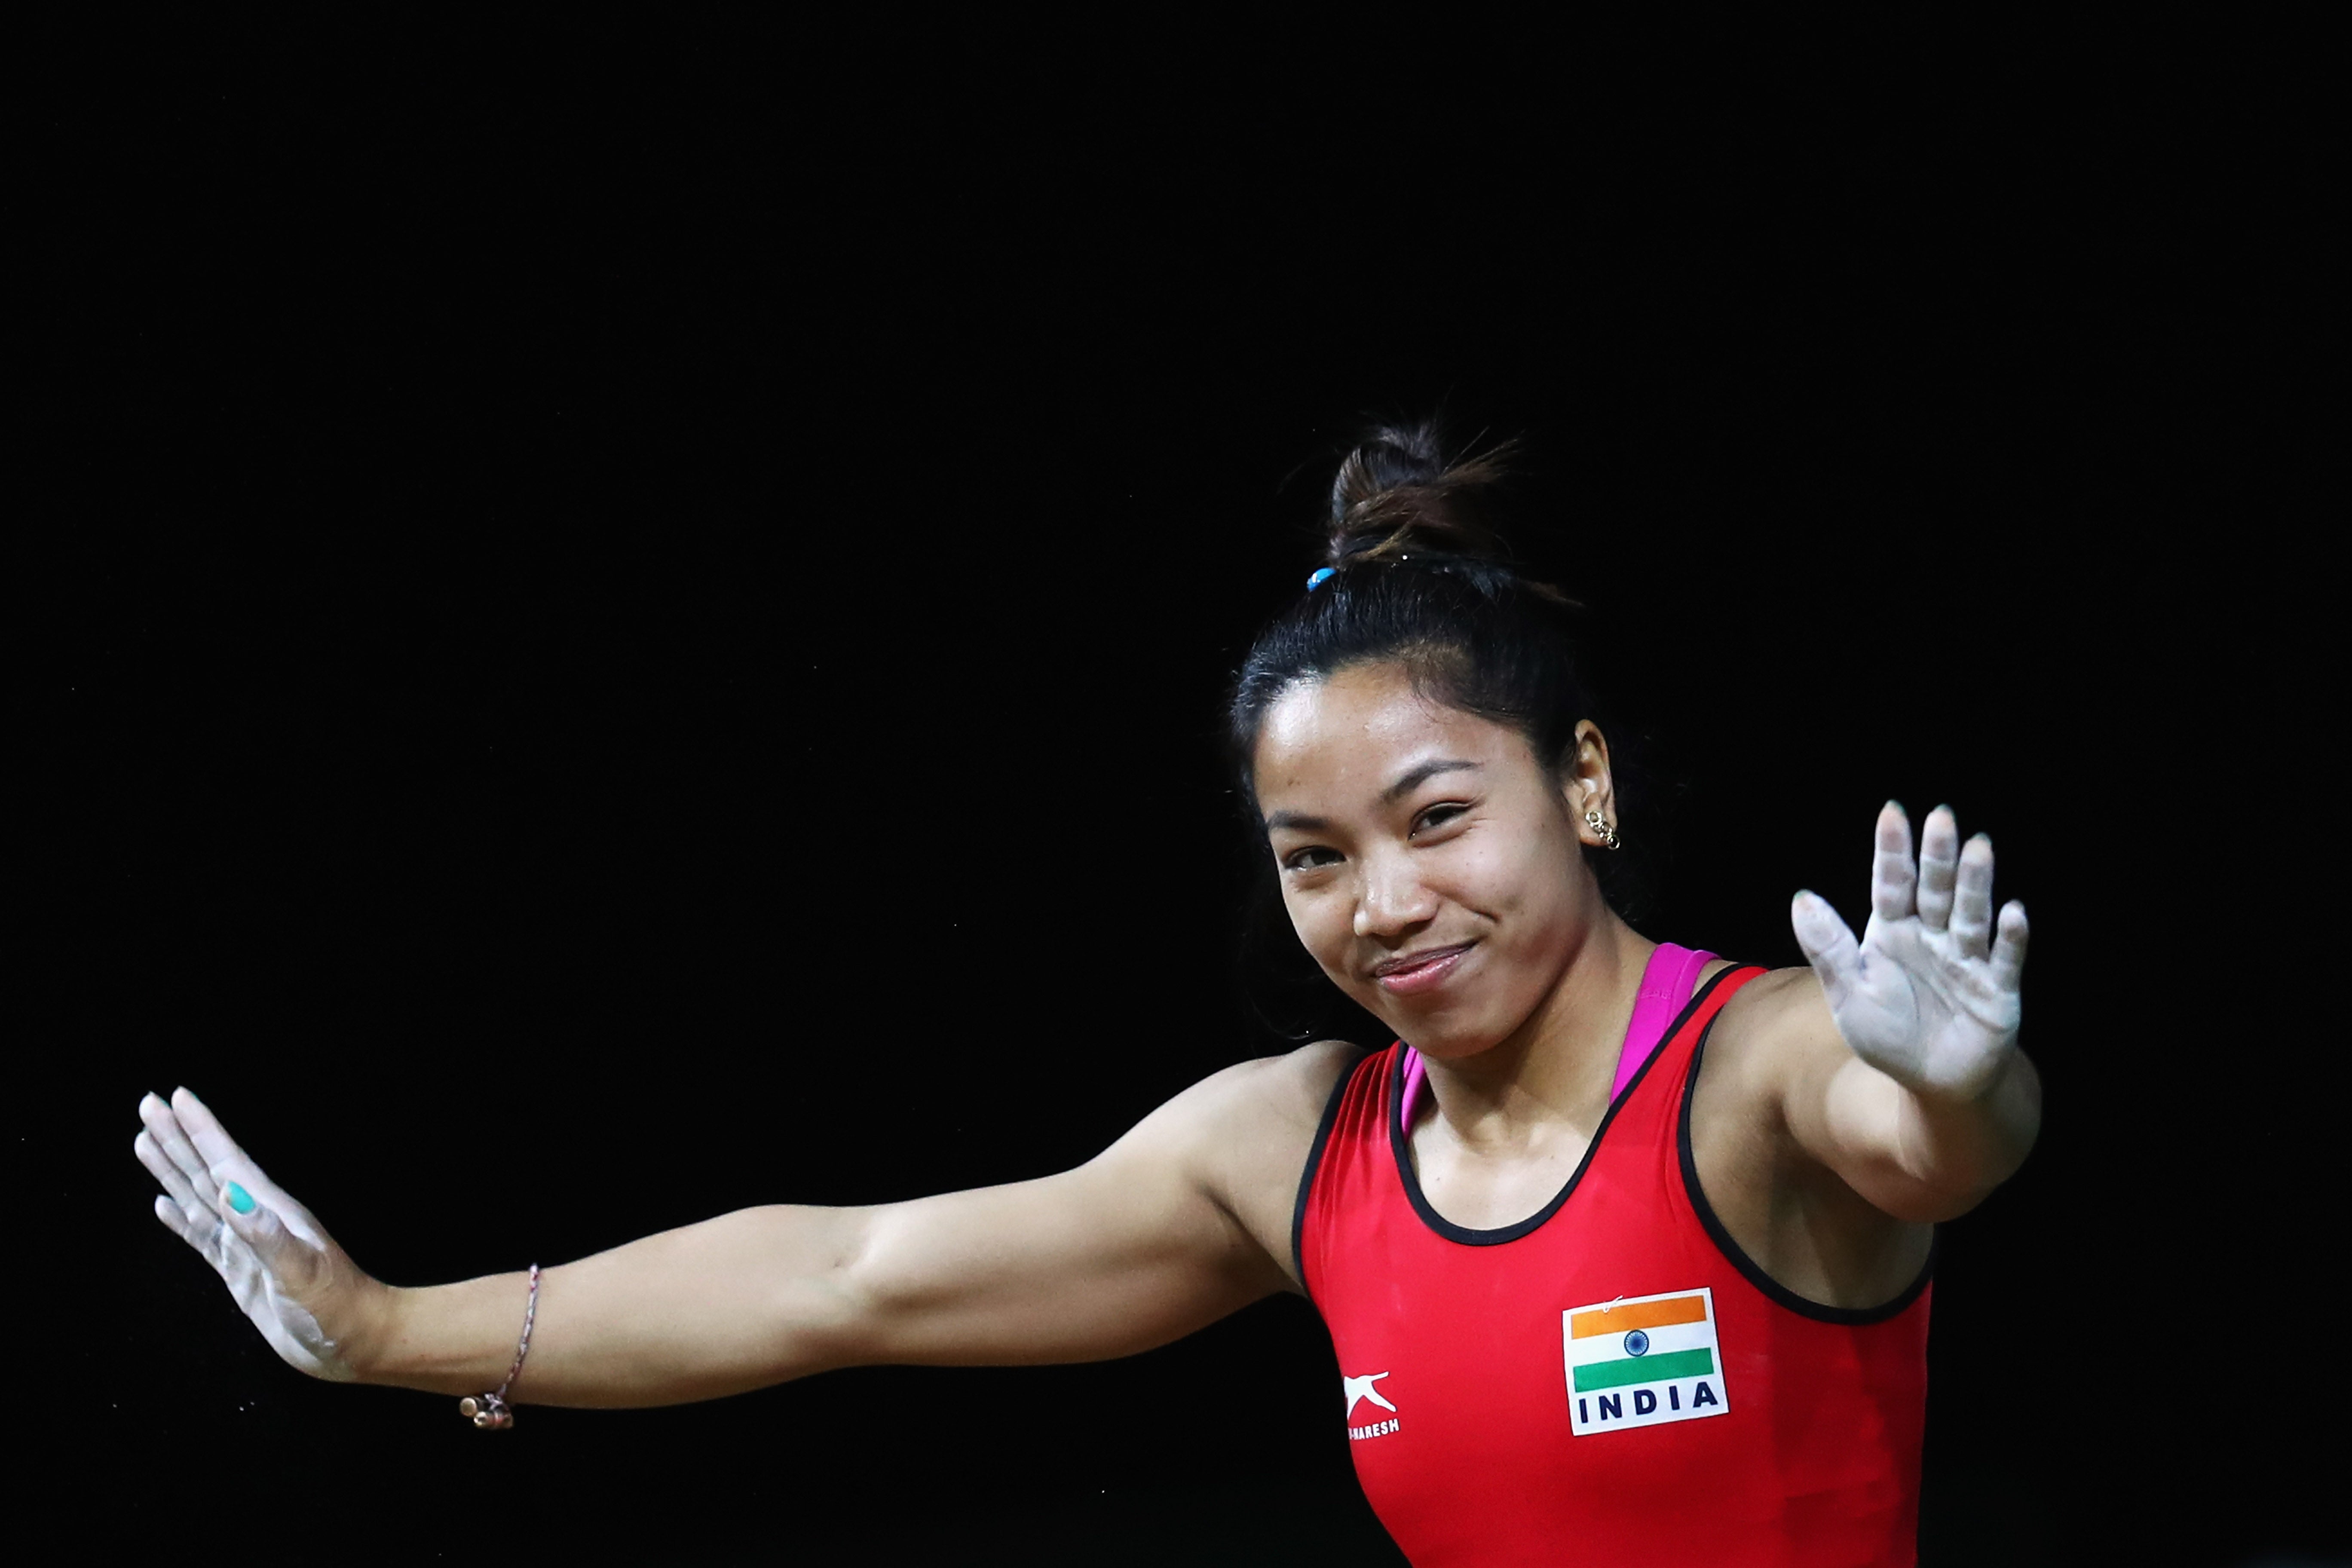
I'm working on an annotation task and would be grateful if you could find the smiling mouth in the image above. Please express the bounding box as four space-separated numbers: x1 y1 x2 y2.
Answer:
1371 943 1474 993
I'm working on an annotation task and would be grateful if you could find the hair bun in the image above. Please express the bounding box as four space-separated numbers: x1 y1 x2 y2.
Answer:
1325 421 1515 570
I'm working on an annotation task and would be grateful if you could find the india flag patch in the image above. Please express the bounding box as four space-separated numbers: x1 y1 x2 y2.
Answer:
1563 1287 1730 1436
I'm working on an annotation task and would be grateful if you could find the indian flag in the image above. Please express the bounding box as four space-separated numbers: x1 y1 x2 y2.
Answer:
1562 1286 1731 1436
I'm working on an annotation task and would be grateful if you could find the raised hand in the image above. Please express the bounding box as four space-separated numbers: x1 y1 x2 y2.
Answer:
135 1088 380 1381
1790 803 2028 1102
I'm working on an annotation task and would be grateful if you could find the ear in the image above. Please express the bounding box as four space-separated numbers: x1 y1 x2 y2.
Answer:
1559 720 1618 848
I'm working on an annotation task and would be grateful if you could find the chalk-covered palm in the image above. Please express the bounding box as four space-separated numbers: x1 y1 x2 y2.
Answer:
1791 803 2029 1102
135 1088 366 1381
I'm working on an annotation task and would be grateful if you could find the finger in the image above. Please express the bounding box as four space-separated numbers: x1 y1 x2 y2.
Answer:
172 1087 303 1217
142 1093 218 1210
147 1173 232 1276
1870 802 1917 922
1915 805 1960 931
148 1094 283 1277
134 1129 207 1219
170 1087 263 1185
216 1185 301 1269
1791 891 1864 1010
152 1194 239 1282
216 1182 318 1294
1990 900 2029 992
178 1088 337 1249
153 1192 197 1243
152 1192 229 1271
1949 834 1996 960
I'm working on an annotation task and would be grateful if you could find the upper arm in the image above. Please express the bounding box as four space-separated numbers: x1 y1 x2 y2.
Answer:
831 1043 1354 1369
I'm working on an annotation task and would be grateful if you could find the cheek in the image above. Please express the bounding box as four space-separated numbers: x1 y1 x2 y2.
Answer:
1285 886 1372 989
1280 885 1345 957
1449 827 1581 933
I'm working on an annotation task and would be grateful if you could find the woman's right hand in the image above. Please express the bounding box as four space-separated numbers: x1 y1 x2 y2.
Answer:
136 1088 381 1383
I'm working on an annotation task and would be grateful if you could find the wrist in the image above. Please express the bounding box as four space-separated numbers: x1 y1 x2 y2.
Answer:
1906 1044 2041 1176
347 1273 543 1396
1907 1041 2022 1109
341 1279 406 1385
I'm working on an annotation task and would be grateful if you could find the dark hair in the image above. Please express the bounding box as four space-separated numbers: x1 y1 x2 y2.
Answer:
1224 422 1653 1039
1224 421 1662 1038
1228 420 1604 828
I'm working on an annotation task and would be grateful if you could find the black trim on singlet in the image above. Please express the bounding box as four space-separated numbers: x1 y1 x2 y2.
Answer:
1677 1011 1938 1324
1290 1045 1371 1304
1390 964 1751 1247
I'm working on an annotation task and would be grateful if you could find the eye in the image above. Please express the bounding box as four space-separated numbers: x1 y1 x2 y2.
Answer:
1412 802 1470 837
1281 845 1342 873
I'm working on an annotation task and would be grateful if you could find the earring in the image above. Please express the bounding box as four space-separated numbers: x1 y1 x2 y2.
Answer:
1585 809 1622 851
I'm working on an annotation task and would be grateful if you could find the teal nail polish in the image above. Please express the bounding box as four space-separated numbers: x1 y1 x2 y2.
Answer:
226 1182 256 1215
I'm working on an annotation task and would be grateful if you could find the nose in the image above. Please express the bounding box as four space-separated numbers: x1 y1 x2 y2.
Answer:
1353 844 1438 942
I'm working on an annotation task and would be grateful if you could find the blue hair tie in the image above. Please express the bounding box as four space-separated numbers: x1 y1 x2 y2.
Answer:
1305 567 1336 591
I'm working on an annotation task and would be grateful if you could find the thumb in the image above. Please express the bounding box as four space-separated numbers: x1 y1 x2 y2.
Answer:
1791 891 1862 1008
218 1181 318 1290
214 1181 358 1381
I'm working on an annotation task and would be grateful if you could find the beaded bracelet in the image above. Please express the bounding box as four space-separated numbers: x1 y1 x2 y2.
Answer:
459 1263 540 1431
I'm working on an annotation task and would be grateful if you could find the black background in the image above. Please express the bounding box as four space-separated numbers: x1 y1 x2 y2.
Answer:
28 19 2335 1565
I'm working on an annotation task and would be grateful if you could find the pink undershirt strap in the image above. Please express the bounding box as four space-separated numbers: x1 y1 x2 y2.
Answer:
1610 941 1716 1100
1395 942 1717 1133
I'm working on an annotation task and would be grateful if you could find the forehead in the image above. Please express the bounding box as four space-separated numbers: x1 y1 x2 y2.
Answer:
1253 663 1525 805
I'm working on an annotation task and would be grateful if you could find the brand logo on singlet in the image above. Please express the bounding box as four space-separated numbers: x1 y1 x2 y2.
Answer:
1343 1372 1399 1440
1563 1287 1729 1436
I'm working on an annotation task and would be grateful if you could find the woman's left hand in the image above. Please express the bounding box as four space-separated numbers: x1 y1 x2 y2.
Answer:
1789 802 2028 1102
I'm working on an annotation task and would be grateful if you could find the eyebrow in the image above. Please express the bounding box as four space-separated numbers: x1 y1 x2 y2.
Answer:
1262 758 1483 835
1383 757 1482 803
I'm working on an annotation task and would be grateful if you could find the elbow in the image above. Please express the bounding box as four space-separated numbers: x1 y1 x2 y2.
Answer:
1872 1134 2038 1224
749 1207 878 1380
1877 1056 2043 1222
1877 1177 2005 1226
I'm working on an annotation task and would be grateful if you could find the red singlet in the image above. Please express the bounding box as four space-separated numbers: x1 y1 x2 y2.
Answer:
1296 965 1932 1566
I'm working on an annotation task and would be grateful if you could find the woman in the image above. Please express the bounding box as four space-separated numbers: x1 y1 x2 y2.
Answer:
135 424 2038 1565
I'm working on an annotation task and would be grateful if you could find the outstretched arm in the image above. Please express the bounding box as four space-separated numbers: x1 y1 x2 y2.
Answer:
1766 802 2042 1224
135 1046 1344 1409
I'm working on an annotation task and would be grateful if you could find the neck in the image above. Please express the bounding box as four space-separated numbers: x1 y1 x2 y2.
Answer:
1420 912 1654 1152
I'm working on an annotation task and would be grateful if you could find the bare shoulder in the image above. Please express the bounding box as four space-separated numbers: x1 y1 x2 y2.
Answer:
1705 965 1845 1122
1204 1038 1364 1134
1115 1039 1364 1291
1715 965 1828 1041
1124 1038 1360 1145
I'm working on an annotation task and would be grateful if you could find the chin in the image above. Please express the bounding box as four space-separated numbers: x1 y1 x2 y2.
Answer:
1381 1004 1513 1062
